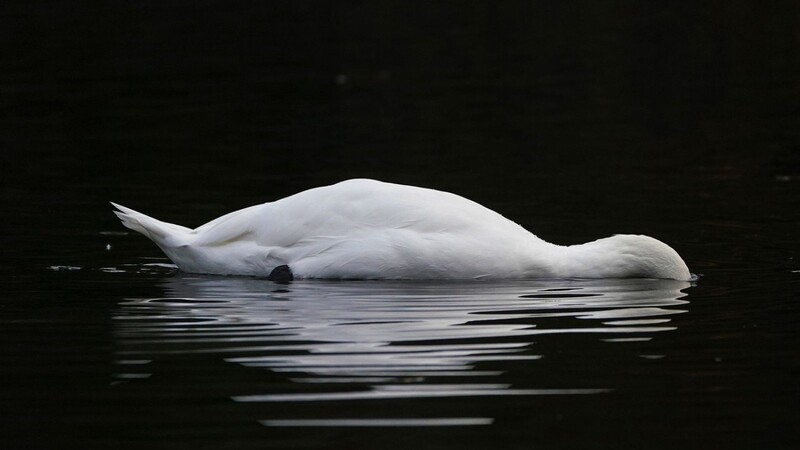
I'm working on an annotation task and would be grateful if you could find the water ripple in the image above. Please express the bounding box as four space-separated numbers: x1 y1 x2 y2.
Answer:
113 275 690 426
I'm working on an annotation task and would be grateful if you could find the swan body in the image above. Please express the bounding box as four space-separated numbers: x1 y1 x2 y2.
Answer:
112 179 691 281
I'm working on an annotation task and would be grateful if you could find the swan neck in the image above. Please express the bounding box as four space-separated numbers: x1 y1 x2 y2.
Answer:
549 235 691 280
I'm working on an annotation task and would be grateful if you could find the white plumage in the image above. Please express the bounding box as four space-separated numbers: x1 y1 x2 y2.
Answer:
112 179 691 281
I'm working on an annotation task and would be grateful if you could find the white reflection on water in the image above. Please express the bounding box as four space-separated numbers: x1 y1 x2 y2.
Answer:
259 417 495 427
114 275 690 426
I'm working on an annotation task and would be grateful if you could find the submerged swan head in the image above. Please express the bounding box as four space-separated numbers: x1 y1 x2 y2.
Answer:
556 234 692 281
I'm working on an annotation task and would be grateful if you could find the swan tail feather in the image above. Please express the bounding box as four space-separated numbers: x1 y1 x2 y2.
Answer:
111 202 192 245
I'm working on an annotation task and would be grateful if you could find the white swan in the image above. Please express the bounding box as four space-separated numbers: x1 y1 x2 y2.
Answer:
112 179 691 281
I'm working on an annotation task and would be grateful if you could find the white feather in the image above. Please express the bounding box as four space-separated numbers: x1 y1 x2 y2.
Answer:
112 179 692 280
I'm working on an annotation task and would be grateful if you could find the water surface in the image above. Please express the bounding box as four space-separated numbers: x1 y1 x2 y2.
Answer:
111 271 692 447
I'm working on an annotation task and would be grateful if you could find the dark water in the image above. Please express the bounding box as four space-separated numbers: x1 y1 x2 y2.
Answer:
2 2 800 449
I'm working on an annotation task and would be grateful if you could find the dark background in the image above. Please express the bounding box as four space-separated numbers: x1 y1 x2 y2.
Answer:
1 2 799 449
4 1 798 209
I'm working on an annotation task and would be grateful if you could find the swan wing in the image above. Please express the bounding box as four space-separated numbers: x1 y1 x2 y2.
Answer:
190 204 263 247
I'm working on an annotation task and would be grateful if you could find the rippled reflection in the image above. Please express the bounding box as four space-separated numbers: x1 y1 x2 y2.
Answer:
114 275 690 427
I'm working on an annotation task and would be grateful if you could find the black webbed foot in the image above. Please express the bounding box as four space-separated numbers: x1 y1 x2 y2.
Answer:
267 264 293 283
